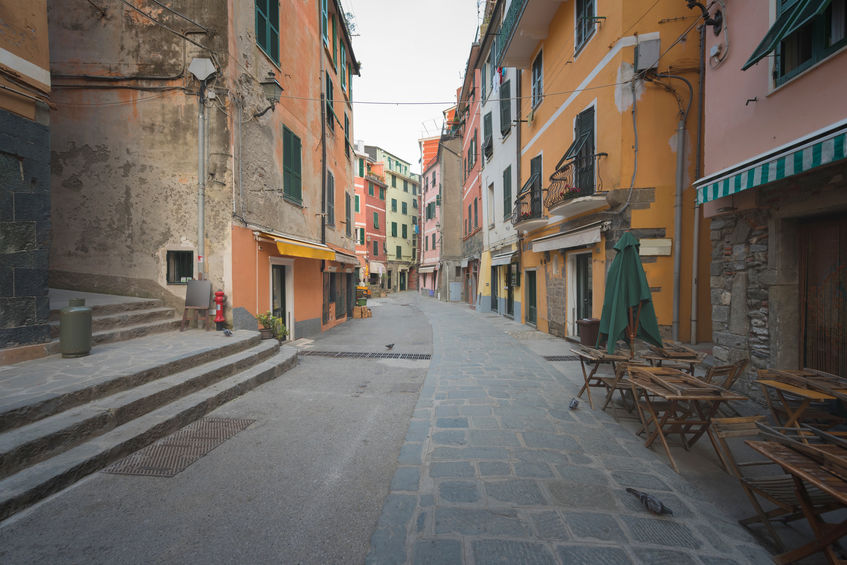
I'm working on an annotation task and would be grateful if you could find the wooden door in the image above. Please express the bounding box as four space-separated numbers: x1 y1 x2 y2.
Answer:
800 215 847 376
527 270 537 325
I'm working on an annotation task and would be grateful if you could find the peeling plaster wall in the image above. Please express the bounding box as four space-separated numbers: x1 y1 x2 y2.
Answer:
47 1 231 307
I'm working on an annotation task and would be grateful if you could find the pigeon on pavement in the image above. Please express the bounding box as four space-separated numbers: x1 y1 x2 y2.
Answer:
626 487 673 515
385 343 395 350
223 329 233 337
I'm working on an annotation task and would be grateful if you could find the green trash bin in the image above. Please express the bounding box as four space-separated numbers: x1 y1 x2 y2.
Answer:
60 298 92 358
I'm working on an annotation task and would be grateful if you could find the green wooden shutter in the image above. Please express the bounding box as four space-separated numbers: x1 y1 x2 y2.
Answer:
503 165 512 219
500 81 511 135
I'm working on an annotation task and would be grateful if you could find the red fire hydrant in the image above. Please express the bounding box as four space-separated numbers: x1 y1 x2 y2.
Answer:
214 291 226 331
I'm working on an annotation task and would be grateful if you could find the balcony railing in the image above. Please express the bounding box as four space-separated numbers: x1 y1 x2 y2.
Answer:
511 172 542 227
495 0 526 67
544 158 595 208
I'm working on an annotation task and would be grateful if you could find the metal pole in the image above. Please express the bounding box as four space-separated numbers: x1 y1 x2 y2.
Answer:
198 81 206 279
673 117 685 341
690 25 706 345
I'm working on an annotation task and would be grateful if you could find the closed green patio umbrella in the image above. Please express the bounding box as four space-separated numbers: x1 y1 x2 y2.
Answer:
597 232 663 355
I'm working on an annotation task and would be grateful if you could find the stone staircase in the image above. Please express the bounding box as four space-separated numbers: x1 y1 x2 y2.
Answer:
46 290 183 353
0 319 297 522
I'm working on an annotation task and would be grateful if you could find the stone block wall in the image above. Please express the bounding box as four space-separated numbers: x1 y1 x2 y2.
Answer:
708 209 769 401
0 109 51 348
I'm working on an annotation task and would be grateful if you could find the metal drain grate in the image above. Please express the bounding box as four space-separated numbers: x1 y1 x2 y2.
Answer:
103 417 255 477
299 351 431 360
543 355 579 362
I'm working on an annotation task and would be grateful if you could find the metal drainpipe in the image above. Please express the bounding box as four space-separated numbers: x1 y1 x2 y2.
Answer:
197 80 207 279
673 116 685 342
690 25 706 345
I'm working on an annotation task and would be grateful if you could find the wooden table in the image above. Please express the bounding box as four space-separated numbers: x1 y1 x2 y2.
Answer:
643 342 704 375
627 366 746 472
571 345 629 409
747 440 847 564
757 370 847 427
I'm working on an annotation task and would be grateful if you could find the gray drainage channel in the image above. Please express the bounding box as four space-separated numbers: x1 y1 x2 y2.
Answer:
543 355 578 361
299 351 431 360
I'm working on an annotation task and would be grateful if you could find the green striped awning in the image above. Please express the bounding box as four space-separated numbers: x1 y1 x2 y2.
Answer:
696 123 847 205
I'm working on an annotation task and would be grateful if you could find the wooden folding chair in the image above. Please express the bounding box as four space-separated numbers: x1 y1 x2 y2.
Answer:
708 415 841 551
704 359 749 390
180 279 212 331
601 361 646 414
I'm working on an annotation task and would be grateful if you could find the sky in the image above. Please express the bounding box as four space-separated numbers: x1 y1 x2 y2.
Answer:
344 0 482 174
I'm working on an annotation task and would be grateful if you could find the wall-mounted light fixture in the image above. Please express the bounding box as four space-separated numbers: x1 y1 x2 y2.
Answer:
254 72 284 118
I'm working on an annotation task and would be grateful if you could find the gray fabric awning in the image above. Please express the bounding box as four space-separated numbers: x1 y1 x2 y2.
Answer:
490 252 516 266
531 222 606 253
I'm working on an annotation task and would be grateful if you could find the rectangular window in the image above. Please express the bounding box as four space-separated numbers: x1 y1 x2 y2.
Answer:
345 192 351 237
255 0 279 64
412 199 418 209
396 246 402 259
573 106 595 192
358 158 364 177
348 63 353 100
326 171 335 226
283 125 302 203
379 187 385 200
474 198 478 228
391 174 397 188
391 222 397 237
576 0 596 52
320 0 328 45
481 56 487 101
483 112 493 159
359 228 365 245
332 14 337 70
432 233 436 249
425 236 429 251
373 240 378 256
355 194 360 212
340 44 347 91
373 211 379 229
403 179 408 192
412 183 417 195
391 198 397 212
402 224 407 239
368 181 374 196
402 201 407 215
531 51 543 108
325 71 334 131
344 114 350 157
467 203 472 233
432 172 436 186
166 250 193 283
776 0 847 83
500 80 511 136
503 165 512 219
488 184 495 226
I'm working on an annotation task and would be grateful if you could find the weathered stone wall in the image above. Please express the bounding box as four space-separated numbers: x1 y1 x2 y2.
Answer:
708 209 769 401
0 109 50 347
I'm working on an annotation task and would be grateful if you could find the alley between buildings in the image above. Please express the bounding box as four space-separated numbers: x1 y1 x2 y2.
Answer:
0 294 776 564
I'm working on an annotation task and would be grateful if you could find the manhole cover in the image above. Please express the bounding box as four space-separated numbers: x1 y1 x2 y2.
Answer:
543 355 579 361
103 417 255 477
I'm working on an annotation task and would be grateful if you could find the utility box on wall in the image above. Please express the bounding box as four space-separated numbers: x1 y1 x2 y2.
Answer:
635 38 660 72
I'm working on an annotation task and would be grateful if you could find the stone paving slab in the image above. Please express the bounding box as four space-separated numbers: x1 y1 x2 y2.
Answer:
365 295 773 565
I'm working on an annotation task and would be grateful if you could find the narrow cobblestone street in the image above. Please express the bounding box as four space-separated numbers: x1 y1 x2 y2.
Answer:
365 294 773 564
0 293 779 564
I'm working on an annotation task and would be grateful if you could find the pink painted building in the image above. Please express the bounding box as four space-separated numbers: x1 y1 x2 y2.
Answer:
459 44 483 306
695 0 847 392
419 136 441 296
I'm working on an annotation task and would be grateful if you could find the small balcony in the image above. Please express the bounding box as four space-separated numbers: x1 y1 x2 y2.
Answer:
496 0 561 68
511 172 546 232
544 157 607 219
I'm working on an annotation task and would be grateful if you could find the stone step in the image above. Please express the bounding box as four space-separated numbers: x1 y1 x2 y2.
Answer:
49 307 177 338
0 347 298 522
44 318 186 356
0 332 262 434
0 339 280 480
48 298 163 322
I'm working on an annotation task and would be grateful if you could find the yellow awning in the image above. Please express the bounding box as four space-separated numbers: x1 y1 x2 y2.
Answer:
262 233 336 261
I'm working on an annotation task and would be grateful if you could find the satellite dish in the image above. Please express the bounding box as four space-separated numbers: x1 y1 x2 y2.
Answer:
189 58 216 81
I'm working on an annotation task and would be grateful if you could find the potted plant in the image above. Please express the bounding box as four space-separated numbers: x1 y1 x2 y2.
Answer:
257 311 275 339
272 317 289 342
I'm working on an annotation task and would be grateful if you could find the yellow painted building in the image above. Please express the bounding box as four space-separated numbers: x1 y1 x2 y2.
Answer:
492 0 712 342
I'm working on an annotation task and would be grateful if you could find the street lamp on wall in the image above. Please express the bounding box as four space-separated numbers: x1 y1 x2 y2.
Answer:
254 72 284 118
